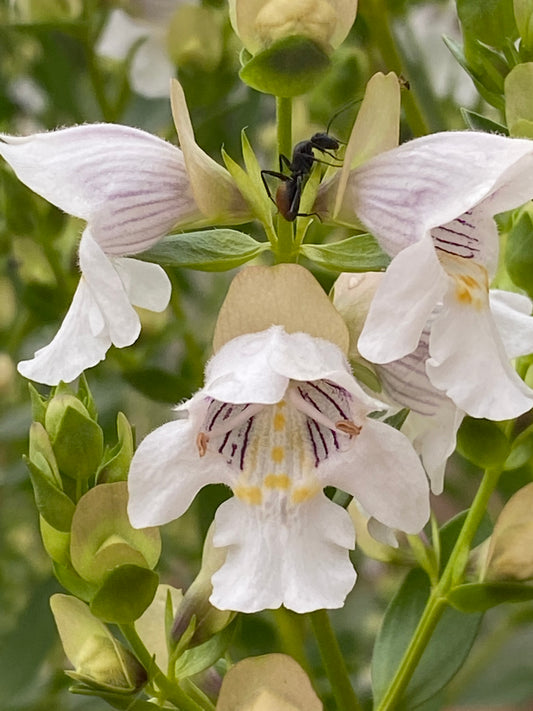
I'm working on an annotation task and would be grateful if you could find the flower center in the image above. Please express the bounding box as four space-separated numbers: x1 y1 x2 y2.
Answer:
436 251 489 309
196 380 361 507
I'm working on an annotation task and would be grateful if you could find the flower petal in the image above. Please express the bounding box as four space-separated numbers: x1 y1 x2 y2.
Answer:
128 399 230 528
0 123 200 255
358 239 448 363
490 289 533 359
114 258 171 312
338 132 533 256
17 277 111 385
427 291 533 419
79 231 140 348
170 79 251 224
130 35 176 99
210 493 356 613
96 9 149 60
325 418 430 533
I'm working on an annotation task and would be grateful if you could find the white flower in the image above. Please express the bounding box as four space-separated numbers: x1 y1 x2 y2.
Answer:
334 273 533 493
128 326 430 613
97 0 187 98
1 81 250 385
322 122 533 420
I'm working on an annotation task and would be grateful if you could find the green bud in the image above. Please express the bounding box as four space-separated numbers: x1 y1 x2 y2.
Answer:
40 515 71 566
172 525 234 646
28 383 47 425
50 594 146 693
135 584 183 671
70 482 161 586
11 0 82 22
217 654 322 711
96 413 134 484
45 385 104 482
239 35 331 97
505 63 533 137
166 5 223 71
90 565 159 624
514 0 533 53
485 482 533 581
28 421 61 488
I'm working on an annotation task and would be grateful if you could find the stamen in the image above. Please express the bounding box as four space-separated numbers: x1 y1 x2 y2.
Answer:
196 432 209 457
287 385 360 437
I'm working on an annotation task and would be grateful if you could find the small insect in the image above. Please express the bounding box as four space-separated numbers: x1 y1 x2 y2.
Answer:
261 131 342 222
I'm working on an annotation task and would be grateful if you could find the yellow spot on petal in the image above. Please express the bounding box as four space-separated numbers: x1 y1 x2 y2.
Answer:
291 484 320 504
234 485 262 505
273 412 286 431
437 252 489 310
270 445 285 463
264 473 291 490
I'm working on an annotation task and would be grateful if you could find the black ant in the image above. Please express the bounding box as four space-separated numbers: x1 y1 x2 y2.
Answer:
261 132 342 222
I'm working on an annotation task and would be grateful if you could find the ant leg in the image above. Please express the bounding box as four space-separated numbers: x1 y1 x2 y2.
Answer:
279 154 292 173
261 169 290 204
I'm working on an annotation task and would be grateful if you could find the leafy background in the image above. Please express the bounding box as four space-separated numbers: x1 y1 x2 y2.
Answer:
1 0 533 709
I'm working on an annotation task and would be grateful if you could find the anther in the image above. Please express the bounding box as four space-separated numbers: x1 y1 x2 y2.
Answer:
335 420 362 437
196 432 209 457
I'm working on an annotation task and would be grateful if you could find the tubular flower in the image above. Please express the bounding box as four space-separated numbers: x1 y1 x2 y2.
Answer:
128 326 430 613
334 273 533 493
321 126 533 420
1 82 250 385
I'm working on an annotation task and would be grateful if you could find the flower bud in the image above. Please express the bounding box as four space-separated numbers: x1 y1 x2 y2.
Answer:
166 5 223 72
485 482 533 581
505 63 533 138
229 0 357 55
44 384 104 482
216 654 322 711
514 0 533 53
50 594 146 693
172 525 234 646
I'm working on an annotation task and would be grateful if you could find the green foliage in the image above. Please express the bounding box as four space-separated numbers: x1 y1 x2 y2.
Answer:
300 233 390 272
89 565 159 623
372 569 482 709
506 208 533 297
456 417 510 469
138 230 268 271
448 581 533 612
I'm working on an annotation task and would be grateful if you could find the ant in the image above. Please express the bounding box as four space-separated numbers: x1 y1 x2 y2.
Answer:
261 132 342 222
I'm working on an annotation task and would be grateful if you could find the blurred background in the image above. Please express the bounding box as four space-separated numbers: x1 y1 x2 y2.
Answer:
1 0 533 709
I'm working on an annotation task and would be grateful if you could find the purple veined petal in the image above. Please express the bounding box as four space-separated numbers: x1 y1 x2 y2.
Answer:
128 399 231 529
490 289 533 359
339 131 533 256
17 277 111 385
79 231 141 348
426 285 533 419
210 493 356 613
358 238 448 364
324 417 430 534
0 123 201 255
113 257 171 312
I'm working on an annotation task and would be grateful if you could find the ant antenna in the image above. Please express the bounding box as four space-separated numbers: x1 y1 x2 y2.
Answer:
325 96 364 136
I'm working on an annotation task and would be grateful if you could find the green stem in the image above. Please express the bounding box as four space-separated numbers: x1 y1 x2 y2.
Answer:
363 0 429 137
309 609 364 711
119 624 208 711
375 466 503 711
273 608 312 676
275 96 296 262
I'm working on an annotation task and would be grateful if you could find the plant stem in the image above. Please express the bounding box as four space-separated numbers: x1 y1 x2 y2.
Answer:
273 608 312 676
375 466 503 711
309 609 364 711
363 0 429 137
275 96 296 262
119 624 208 711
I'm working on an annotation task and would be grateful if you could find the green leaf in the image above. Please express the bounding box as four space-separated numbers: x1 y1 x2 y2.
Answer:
456 417 510 469
448 582 533 612
372 569 482 709
49 404 104 481
239 35 331 97
438 510 493 573
96 412 134 484
137 230 268 271
300 234 390 272
456 0 518 50
90 565 159 623
173 620 236 679
506 209 533 298
505 421 533 470
460 108 509 134
505 63 533 137
25 456 76 531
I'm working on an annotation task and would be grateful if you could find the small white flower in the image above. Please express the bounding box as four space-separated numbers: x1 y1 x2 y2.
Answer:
97 0 188 98
322 121 533 420
128 326 430 613
1 82 250 385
